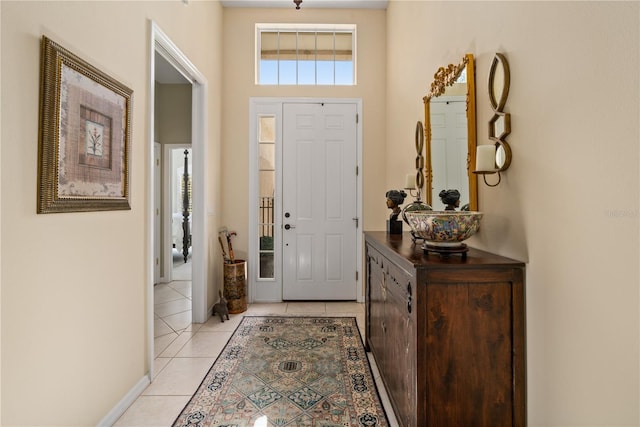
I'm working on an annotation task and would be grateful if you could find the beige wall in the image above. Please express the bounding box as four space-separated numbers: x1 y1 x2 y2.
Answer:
156 83 192 144
0 1 222 425
221 7 387 260
387 1 639 425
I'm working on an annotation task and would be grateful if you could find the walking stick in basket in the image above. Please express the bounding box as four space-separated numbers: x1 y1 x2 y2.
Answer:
226 231 237 263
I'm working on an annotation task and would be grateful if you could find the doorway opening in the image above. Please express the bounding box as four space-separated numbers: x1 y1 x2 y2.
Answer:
149 21 208 380
248 98 364 304
169 146 192 282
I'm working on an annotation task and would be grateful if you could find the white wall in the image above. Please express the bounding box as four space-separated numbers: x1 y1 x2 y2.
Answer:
0 1 223 425
386 1 639 425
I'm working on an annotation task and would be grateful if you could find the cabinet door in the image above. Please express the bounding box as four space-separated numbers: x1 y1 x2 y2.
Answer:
384 269 417 427
366 249 386 372
426 281 513 426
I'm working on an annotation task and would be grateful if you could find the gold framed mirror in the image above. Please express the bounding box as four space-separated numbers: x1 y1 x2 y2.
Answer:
423 53 478 211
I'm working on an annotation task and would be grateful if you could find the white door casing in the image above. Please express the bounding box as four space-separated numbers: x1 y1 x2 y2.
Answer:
282 103 358 300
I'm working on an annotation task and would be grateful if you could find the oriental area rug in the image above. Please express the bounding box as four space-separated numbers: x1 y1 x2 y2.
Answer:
173 316 389 427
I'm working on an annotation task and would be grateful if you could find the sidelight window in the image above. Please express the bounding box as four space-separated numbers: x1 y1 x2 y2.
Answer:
257 116 275 279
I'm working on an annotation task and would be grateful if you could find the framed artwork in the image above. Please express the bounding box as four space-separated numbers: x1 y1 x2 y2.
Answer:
37 35 133 213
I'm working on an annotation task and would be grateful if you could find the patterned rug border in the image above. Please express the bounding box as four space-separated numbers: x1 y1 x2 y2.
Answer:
172 315 390 427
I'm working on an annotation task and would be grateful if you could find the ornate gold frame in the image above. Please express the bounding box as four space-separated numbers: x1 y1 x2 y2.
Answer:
422 53 477 211
37 36 132 213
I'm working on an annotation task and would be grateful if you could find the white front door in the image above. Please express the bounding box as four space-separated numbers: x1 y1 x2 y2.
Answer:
282 103 358 300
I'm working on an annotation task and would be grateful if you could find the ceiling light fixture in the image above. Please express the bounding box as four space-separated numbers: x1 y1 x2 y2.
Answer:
293 0 302 10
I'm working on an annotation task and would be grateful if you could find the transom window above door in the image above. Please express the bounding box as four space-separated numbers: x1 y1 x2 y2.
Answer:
256 24 356 85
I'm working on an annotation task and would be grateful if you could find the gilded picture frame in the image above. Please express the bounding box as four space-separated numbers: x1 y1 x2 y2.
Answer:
37 36 132 213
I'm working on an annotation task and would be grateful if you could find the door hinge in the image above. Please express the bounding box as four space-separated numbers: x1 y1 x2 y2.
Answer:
353 217 359 228
356 113 359 124
356 271 359 281
356 166 359 176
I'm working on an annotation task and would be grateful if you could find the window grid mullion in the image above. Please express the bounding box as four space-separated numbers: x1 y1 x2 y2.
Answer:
333 31 337 85
277 31 281 85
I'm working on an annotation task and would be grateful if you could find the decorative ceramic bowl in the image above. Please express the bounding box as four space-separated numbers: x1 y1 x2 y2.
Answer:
404 211 483 247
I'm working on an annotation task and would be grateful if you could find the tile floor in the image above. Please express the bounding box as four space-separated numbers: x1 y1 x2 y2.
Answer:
114 279 399 426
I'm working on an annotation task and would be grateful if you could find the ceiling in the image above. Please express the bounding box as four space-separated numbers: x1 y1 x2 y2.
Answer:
220 0 387 9
155 51 191 84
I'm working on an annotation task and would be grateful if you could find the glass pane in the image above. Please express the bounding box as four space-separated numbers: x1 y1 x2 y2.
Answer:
260 31 279 59
259 252 274 279
279 32 297 60
316 32 334 60
259 170 275 198
297 32 316 60
260 60 277 85
259 143 275 170
298 60 316 85
258 199 274 250
335 60 353 85
259 116 275 143
279 60 296 85
335 32 353 61
317 60 334 85
258 198 274 232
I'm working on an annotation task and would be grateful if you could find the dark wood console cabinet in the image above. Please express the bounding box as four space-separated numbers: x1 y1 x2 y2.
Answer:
364 232 526 427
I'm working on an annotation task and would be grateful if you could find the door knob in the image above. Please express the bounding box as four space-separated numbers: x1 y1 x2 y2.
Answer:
284 224 296 230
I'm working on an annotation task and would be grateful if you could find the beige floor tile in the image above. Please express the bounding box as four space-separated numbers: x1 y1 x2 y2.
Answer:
154 317 174 338
154 284 186 304
163 310 192 332
286 302 326 313
183 322 203 333
155 297 191 318
154 331 179 358
158 330 197 358
176 331 233 358
199 312 245 332
169 281 192 298
172 260 192 281
142 357 214 396
325 301 365 314
245 303 288 314
153 357 172 378
113 395 190 426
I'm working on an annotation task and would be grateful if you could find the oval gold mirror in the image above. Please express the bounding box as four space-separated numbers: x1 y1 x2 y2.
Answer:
488 53 510 112
423 53 478 211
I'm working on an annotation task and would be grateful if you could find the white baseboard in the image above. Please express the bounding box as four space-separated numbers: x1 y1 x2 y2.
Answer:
97 374 151 427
